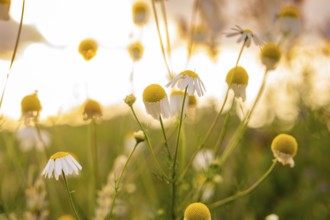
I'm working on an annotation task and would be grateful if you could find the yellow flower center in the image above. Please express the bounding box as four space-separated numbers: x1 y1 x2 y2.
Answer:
271 134 298 156
180 70 199 78
226 66 249 85
51 152 69 160
78 39 98 61
21 93 42 113
83 99 102 119
278 6 300 19
133 2 147 14
143 84 167 103
261 43 282 69
128 42 144 61
241 29 252 34
184 202 211 220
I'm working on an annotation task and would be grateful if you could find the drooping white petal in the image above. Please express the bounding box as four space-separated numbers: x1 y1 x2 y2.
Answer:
54 158 63 180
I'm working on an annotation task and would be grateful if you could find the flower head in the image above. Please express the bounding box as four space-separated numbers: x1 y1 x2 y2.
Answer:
132 1 149 26
143 84 171 120
225 25 263 47
265 214 279 220
276 5 301 37
124 94 136 107
133 130 145 143
16 126 50 152
128 41 144 61
184 202 211 220
82 99 102 121
0 0 10 20
166 70 206 97
21 92 42 125
226 66 249 101
41 152 82 180
271 134 298 167
169 90 188 117
78 39 98 61
261 43 282 70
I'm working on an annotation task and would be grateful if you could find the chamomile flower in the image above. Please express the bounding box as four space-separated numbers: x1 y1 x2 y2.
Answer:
261 43 282 70
128 41 144 61
265 214 279 220
225 25 263 47
78 39 98 61
124 94 136 107
143 84 171 120
41 152 82 180
226 66 249 101
184 202 211 220
0 0 10 20
82 99 102 121
169 90 188 117
21 92 42 126
271 134 298 167
165 70 206 97
132 1 149 26
276 5 301 37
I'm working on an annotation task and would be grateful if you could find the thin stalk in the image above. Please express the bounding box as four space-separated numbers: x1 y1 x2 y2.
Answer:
62 171 80 220
0 0 25 111
34 123 50 158
179 39 247 181
159 115 172 160
90 119 99 185
159 0 172 64
129 106 167 178
185 0 200 68
151 0 172 77
108 142 139 219
209 160 277 209
218 69 269 167
170 86 188 220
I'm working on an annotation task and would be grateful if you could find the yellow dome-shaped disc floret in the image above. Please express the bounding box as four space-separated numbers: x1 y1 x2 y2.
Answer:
78 39 98 61
128 41 144 61
271 133 298 167
21 93 42 113
143 84 167 103
261 43 282 70
132 1 149 26
184 202 211 220
180 70 199 78
50 151 70 160
82 99 102 120
278 5 300 19
226 66 249 85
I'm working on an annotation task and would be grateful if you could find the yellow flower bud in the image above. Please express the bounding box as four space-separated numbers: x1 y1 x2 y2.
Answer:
184 202 211 220
143 84 167 103
82 99 102 120
128 41 144 61
124 94 136 107
261 43 282 70
271 133 298 167
78 39 98 61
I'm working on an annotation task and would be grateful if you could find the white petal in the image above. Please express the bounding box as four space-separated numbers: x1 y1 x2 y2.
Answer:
54 159 63 180
41 159 54 179
68 155 82 171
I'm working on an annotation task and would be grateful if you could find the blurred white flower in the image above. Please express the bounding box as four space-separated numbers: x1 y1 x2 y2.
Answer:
265 213 279 220
169 90 189 117
193 149 214 171
16 127 51 152
225 25 263 47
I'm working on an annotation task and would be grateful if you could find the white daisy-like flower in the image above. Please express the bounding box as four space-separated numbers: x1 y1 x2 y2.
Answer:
41 152 82 180
193 149 214 171
265 214 279 220
276 5 301 37
224 25 263 47
0 0 10 21
169 90 189 117
271 134 298 168
143 84 171 120
226 66 249 101
165 70 206 97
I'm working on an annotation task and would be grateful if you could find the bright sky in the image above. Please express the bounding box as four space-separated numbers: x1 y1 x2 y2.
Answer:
0 0 330 127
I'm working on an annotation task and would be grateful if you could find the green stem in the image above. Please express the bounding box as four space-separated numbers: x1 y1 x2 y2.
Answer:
159 115 172 160
170 86 188 220
0 0 25 111
179 39 247 180
62 171 80 220
151 0 172 77
90 119 99 185
129 106 167 178
218 69 269 167
108 142 139 219
209 160 277 209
